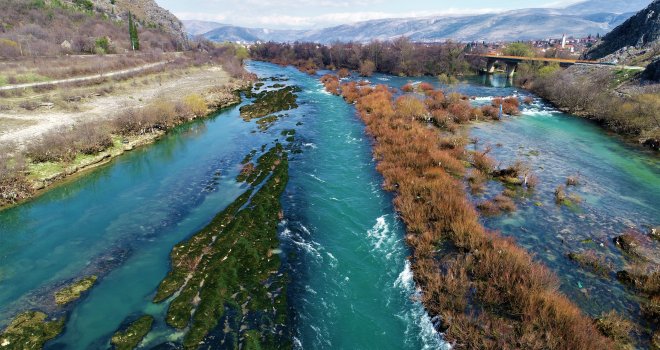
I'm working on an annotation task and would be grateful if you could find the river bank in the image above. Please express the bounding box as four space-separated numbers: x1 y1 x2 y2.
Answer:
0 67 251 211
514 64 660 151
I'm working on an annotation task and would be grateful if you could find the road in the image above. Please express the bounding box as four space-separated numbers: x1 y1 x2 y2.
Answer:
0 61 169 91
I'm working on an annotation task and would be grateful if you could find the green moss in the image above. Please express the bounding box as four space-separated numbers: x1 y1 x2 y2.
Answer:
240 86 299 121
54 275 97 305
241 150 258 165
110 315 154 350
0 311 65 350
568 251 611 277
237 144 284 185
280 129 296 136
256 115 281 131
155 145 291 349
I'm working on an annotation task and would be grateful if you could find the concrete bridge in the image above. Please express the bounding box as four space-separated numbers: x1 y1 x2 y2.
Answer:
467 54 601 78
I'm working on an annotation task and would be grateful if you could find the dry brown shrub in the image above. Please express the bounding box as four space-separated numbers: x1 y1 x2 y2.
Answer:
337 68 350 78
321 74 341 95
395 95 428 120
447 101 473 123
74 122 113 155
472 150 495 174
492 96 521 115
183 94 208 116
0 147 33 206
425 90 446 110
418 82 434 93
481 105 499 120
26 126 78 163
340 82 360 104
595 311 634 346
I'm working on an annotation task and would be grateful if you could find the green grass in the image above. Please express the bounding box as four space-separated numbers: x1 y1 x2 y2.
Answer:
611 69 639 87
27 137 125 181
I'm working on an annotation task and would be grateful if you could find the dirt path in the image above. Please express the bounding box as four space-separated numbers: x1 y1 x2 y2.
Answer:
0 61 169 91
0 65 233 148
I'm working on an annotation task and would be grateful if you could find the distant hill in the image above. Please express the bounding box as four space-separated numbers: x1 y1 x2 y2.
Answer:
182 20 226 37
188 0 652 43
0 0 186 57
586 0 659 59
562 0 652 14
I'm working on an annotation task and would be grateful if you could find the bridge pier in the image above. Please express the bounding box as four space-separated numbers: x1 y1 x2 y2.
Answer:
505 62 517 78
486 59 496 74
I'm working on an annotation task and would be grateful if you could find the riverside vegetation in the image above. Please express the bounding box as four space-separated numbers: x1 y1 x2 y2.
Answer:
0 48 252 210
320 73 623 349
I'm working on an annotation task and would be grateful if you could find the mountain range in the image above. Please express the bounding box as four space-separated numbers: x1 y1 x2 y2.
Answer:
183 0 652 43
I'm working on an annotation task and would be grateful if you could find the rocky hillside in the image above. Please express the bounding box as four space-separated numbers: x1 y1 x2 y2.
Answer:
80 0 187 45
586 0 659 59
0 0 186 57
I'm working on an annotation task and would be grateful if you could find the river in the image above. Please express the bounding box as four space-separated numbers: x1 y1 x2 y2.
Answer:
0 62 657 349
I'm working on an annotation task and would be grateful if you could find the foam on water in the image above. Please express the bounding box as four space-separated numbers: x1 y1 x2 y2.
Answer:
367 215 394 251
395 260 452 350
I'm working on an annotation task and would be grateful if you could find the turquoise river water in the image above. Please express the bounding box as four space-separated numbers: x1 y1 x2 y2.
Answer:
0 62 657 349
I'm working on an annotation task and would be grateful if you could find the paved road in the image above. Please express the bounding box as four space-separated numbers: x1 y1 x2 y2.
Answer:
0 61 169 91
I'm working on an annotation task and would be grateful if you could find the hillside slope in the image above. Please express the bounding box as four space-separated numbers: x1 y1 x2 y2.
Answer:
586 0 660 59
82 0 187 45
0 0 186 57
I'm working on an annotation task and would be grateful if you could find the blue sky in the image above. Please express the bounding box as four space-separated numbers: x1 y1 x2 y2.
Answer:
157 0 584 29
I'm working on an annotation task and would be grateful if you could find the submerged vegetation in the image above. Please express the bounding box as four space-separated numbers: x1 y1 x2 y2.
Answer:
154 144 290 349
321 73 615 349
240 85 299 121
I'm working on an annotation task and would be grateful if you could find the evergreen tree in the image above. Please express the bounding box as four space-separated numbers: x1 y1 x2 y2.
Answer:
128 11 140 51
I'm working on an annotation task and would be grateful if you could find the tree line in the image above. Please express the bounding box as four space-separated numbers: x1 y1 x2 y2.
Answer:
250 38 474 77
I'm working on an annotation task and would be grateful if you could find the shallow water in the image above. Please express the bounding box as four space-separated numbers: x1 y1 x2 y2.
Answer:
0 61 444 349
469 96 660 322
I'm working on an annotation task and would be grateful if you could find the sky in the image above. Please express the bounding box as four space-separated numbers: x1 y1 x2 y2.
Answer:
157 0 584 29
